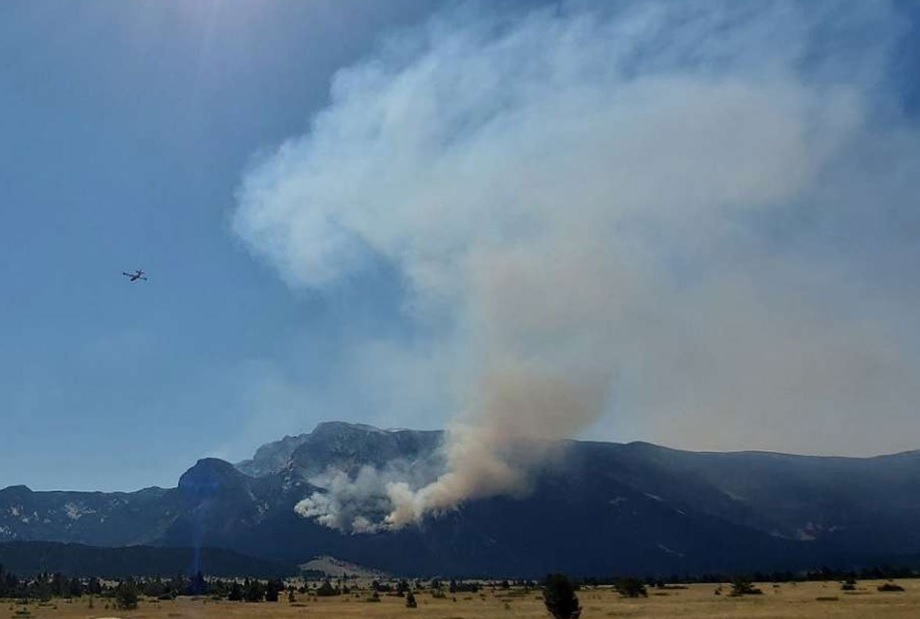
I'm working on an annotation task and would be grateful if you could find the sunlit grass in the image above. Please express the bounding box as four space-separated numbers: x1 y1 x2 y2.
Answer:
3 579 919 619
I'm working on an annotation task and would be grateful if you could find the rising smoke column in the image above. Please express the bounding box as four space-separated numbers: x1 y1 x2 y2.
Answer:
236 1 920 531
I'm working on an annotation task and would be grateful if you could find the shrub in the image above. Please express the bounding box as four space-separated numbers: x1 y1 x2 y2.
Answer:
114 580 139 610
316 581 340 597
730 577 762 597
614 577 648 598
877 582 905 592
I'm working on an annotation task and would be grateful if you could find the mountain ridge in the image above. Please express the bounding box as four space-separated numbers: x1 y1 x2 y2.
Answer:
1 422 918 577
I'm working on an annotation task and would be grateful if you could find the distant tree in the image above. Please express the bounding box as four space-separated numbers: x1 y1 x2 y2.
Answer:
51 572 67 597
614 577 648 598
142 576 165 598
287 588 296 603
68 577 84 598
210 577 231 598
115 579 139 610
244 578 265 602
228 582 243 601
35 574 52 602
449 580 480 593
406 590 418 608
169 573 188 597
265 579 283 602
87 577 103 596
841 578 857 591
730 577 762 597
316 580 340 597
542 573 581 619
188 571 207 596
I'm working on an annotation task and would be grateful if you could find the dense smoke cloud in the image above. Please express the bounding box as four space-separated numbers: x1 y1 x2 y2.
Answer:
235 1 920 531
295 465 416 534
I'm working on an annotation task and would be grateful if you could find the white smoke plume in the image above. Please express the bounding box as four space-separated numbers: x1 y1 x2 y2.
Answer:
235 1 920 531
294 467 389 534
293 452 447 533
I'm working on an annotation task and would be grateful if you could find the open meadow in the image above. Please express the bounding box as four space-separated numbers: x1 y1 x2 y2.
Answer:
5 580 920 619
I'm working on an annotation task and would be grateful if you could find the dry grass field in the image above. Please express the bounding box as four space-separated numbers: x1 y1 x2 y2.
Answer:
5 580 919 619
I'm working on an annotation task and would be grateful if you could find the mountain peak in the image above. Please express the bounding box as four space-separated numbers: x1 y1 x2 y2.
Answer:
237 422 440 478
179 458 247 499
0 485 32 495
312 421 389 436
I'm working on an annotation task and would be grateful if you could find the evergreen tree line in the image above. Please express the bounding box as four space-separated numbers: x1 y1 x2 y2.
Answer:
0 565 102 601
0 565 289 604
1 562 916 608
575 564 920 588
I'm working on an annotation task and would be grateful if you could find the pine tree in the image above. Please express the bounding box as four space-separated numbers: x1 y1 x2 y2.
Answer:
228 582 244 601
244 578 265 602
542 574 581 619
68 577 84 598
265 579 283 602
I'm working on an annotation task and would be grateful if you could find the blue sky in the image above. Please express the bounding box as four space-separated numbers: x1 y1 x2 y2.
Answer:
2 0 920 492
0 0 456 490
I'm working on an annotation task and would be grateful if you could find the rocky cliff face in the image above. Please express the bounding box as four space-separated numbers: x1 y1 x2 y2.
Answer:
240 421 444 480
236 433 313 478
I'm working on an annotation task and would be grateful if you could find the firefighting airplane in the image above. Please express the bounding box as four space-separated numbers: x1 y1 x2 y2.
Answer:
122 269 148 282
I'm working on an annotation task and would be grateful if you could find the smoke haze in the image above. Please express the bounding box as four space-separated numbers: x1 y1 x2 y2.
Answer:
235 1 920 531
